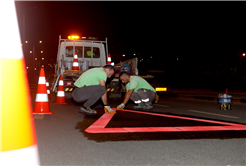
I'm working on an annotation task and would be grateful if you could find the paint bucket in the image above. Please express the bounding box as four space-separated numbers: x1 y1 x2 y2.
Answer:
218 94 232 110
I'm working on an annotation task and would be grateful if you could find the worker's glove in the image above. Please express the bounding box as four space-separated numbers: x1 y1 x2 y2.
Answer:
116 103 125 110
104 106 116 114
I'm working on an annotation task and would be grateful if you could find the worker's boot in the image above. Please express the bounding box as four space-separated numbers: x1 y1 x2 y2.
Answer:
79 106 97 115
133 103 144 110
142 103 153 110
86 107 97 114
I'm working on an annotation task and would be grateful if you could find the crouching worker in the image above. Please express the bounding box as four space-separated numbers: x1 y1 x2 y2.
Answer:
72 65 115 115
117 72 156 111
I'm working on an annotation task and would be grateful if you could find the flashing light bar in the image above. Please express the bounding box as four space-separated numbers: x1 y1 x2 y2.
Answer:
68 36 80 40
155 87 167 92
67 36 99 40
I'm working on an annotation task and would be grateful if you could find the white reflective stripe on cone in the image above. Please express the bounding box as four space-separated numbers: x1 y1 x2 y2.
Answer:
35 94 48 102
0 1 23 59
142 98 149 102
57 91 65 97
38 77 46 84
73 62 79 66
46 82 49 86
74 55 78 58
1 145 40 165
108 57 111 61
59 80 64 85
47 90 50 94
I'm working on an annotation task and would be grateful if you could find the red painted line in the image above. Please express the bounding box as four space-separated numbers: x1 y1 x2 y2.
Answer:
86 126 246 133
223 125 246 130
85 128 128 133
176 126 230 131
92 113 114 126
123 127 180 132
85 109 246 134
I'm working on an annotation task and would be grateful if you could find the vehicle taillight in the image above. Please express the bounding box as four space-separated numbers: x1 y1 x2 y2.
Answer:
155 87 167 92
64 81 73 86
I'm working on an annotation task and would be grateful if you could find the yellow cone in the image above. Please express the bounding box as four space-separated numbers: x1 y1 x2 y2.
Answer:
0 0 40 165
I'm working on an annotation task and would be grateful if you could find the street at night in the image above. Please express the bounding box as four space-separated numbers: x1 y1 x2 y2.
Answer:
30 85 246 165
1 1 246 166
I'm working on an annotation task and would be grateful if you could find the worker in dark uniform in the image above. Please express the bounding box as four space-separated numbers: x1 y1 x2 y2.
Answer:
72 65 115 115
116 72 156 111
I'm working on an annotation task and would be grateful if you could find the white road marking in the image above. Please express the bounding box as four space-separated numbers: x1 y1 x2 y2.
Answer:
187 110 239 118
154 104 170 108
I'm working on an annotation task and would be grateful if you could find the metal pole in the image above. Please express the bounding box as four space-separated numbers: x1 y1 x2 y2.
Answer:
33 44 35 84
91 41 93 66
82 40 84 61
105 37 108 63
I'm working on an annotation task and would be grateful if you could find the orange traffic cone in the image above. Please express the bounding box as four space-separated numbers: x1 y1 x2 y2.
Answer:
72 50 79 70
1 0 40 164
46 78 50 99
33 67 53 114
107 53 112 64
53 75 67 105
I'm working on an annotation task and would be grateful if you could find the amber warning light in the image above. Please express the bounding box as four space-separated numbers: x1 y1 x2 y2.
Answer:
155 87 167 92
68 36 79 40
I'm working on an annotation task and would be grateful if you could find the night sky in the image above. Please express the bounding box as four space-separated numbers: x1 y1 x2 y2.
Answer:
14 1 246 88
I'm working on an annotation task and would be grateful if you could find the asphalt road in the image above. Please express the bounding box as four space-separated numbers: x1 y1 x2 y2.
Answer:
31 89 246 165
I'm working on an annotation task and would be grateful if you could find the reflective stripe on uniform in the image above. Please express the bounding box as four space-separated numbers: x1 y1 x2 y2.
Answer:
134 100 141 104
142 98 149 102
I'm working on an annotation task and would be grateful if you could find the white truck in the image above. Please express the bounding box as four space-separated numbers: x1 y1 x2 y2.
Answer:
51 35 108 97
51 35 166 100
51 35 139 99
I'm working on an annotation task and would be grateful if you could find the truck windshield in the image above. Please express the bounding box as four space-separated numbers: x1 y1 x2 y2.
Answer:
65 46 100 58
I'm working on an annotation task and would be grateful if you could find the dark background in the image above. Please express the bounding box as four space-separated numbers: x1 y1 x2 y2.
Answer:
15 1 246 90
